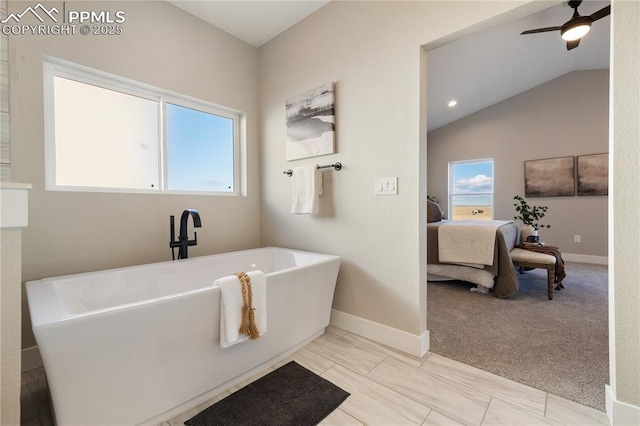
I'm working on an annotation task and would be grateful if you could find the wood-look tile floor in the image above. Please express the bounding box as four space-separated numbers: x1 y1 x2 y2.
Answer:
22 326 610 426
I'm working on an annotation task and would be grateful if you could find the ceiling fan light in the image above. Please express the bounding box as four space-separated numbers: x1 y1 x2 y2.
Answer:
561 21 591 41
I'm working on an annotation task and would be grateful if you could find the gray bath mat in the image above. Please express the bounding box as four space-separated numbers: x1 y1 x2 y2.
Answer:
184 361 350 426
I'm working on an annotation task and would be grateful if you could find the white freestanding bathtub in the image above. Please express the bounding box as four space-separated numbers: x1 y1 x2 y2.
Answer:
26 247 340 425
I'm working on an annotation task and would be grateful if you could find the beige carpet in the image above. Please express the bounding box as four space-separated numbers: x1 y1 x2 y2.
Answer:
427 262 608 412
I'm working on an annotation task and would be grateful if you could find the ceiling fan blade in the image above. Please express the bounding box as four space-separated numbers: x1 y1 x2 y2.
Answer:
566 38 581 50
521 26 562 35
590 5 611 22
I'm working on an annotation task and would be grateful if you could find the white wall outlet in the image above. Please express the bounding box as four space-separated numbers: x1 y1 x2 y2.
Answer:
375 177 398 195
574 235 581 243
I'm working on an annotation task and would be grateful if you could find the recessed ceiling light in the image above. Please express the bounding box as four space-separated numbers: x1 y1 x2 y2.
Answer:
448 100 457 108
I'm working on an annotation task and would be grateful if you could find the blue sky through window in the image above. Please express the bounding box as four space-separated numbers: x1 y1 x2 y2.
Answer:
452 160 493 206
166 103 234 192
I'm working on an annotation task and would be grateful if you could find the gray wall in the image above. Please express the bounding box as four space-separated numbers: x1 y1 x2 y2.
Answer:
428 70 609 257
11 1 261 348
1 0 9 180
610 0 640 409
259 0 543 340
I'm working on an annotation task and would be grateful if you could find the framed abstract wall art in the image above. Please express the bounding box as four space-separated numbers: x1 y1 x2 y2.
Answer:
524 156 575 197
285 83 335 161
577 153 608 196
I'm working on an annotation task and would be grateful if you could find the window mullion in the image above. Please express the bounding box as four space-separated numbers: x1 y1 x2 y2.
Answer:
159 97 167 192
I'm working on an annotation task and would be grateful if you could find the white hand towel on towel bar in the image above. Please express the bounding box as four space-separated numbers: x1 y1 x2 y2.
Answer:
216 270 267 348
291 164 323 214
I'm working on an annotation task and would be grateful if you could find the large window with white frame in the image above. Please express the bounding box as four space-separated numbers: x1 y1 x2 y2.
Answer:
43 57 242 195
449 158 494 220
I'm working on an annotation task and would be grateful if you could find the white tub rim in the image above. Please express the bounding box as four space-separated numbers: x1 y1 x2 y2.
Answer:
27 246 340 326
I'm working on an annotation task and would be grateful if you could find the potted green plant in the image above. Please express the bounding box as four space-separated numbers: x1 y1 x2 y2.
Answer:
513 195 551 243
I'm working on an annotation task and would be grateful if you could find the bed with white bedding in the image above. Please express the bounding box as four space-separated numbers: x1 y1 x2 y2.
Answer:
427 219 520 298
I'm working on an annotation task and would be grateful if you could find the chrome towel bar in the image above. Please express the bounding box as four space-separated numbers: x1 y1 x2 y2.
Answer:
283 162 342 177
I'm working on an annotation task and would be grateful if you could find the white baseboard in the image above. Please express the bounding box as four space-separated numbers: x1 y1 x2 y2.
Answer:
563 253 608 265
606 385 640 425
330 309 429 357
22 345 43 372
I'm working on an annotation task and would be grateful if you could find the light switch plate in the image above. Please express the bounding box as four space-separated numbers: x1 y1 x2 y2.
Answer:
375 177 398 195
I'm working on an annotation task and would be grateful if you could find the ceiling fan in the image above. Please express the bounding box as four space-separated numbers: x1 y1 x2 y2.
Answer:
521 0 611 50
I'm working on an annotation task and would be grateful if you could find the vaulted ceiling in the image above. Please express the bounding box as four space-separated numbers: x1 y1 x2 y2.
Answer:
167 1 610 133
427 1 610 131
168 0 330 47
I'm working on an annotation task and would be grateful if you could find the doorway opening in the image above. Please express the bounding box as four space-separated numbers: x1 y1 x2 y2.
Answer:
424 1 611 412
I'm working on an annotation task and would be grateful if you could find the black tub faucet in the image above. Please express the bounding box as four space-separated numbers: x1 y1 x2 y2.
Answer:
170 209 202 260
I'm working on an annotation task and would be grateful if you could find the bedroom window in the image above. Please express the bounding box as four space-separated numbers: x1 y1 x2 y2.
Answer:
449 159 494 220
43 57 242 195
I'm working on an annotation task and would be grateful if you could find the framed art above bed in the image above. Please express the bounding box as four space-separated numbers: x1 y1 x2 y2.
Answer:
524 156 575 197
577 153 608 196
